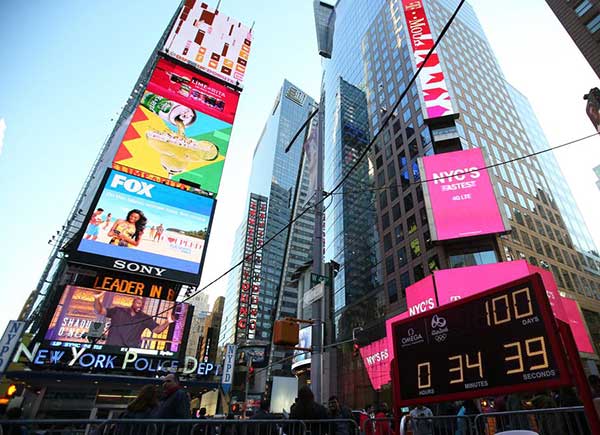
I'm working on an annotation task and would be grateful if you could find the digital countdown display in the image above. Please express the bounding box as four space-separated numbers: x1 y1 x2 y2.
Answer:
391 274 570 405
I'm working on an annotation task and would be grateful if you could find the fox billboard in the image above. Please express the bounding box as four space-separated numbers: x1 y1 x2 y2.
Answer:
68 169 215 284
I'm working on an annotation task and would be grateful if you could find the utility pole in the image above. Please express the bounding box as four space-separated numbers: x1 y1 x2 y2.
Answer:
310 104 326 403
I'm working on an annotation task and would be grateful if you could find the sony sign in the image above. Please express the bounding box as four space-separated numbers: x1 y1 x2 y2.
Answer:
113 260 166 277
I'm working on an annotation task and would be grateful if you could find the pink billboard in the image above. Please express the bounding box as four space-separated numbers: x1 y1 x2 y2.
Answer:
421 148 509 241
375 261 570 391
434 260 531 305
405 275 436 316
401 0 453 118
561 297 595 354
359 337 391 391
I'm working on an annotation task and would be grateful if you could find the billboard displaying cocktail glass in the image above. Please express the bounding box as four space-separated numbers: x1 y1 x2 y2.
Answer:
163 3 252 87
420 147 510 241
113 59 239 196
44 285 190 358
70 169 215 284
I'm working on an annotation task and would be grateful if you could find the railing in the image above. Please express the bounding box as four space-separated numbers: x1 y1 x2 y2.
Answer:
0 418 360 435
473 406 589 435
377 406 590 435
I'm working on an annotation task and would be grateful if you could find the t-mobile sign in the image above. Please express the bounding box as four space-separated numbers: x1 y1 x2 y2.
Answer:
401 0 453 118
420 147 509 241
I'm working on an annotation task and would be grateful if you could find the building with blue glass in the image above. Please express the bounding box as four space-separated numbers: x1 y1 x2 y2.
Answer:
218 80 316 394
315 0 600 406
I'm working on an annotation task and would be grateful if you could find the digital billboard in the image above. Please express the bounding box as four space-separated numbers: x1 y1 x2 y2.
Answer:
359 337 390 391
292 326 312 370
74 270 180 301
391 274 570 406
400 0 453 118
561 297 595 354
113 58 239 196
163 2 252 87
69 169 215 284
44 285 190 358
236 194 267 342
420 147 509 241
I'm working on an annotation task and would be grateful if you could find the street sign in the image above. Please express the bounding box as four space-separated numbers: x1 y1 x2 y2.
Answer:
391 274 570 405
221 344 237 394
0 321 26 377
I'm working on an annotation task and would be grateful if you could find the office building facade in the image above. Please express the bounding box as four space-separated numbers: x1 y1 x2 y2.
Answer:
315 0 600 406
546 0 600 78
219 80 316 385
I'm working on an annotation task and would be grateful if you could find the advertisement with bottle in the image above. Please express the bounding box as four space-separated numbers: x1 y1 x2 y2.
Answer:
113 59 240 197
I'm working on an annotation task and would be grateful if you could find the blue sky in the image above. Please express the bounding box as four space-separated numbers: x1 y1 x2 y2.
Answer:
0 0 599 332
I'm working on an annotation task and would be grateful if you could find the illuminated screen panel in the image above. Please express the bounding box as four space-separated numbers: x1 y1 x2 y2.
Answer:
163 3 252 87
420 147 509 241
70 169 215 285
391 274 569 406
400 0 453 118
113 58 240 197
44 285 190 358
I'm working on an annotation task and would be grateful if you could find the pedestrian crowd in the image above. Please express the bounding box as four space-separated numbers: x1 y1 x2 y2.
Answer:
2 377 596 435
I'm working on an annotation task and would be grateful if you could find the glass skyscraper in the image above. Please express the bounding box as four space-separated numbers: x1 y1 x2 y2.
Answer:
219 80 316 383
315 0 600 406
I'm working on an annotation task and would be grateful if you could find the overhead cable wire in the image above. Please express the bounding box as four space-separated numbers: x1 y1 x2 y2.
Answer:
329 132 600 196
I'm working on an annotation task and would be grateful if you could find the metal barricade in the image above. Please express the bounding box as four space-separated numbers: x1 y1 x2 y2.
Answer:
396 415 477 435
0 419 308 435
363 417 396 435
473 406 590 435
302 419 359 435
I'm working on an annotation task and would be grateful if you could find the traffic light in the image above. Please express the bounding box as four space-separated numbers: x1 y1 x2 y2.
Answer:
352 341 360 357
6 385 17 398
273 320 299 346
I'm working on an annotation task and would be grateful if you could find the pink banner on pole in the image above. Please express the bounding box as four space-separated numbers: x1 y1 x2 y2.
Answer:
401 0 453 118
405 275 437 316
421 148 508 241
527 265 567 321
359 337 391 391
561 297 595 354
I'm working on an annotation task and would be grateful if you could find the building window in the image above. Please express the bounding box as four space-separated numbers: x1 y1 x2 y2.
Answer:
400 272 410 296
427 255 440 272
382 212 390 230
387 279 398 303
410 238 422 259
392 203 402 221
414 264 425 281
385 255 395 275
586 14 600 33
407 215 417 234
575 0 593 17
384 233 392 251
449 250 497 268
404 193 414 212
395 224 405 243
398 247 407 267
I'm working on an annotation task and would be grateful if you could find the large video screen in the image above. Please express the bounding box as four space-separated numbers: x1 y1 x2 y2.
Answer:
70 169 215 284
163 3 252 87
44 285 190 358
420 148 509 241
113 58 239 197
